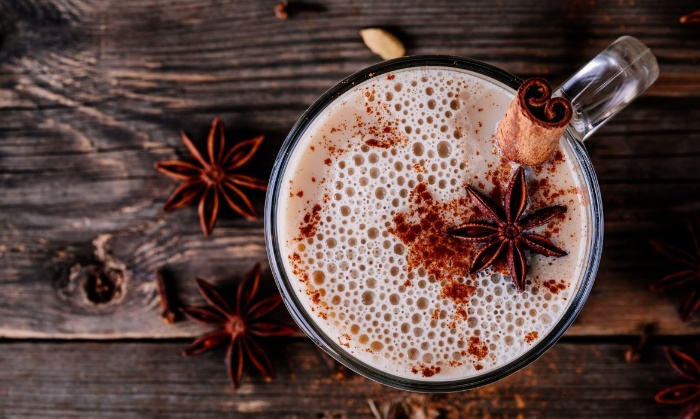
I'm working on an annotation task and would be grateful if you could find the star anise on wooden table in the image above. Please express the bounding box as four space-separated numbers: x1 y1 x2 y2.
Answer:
655 346 700 418
447 167 568 292
681 10 700 24
650 217 700 321
155 117 267 237
180 264 295 388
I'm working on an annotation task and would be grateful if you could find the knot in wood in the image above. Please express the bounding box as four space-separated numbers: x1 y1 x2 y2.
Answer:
84 264 122 304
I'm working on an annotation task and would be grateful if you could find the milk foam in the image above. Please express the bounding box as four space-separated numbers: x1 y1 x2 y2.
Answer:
276 67 588 380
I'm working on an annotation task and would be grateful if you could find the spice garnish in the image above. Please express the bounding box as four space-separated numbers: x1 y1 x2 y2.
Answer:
180 264 295 388
447 167 567 292
655 347 700 417
680 10 700 24
497 78 573 166
155 118 266 237
650 217 700 321
155 270 179 324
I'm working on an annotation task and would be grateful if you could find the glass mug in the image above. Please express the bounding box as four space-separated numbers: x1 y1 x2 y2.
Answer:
264 36 658 392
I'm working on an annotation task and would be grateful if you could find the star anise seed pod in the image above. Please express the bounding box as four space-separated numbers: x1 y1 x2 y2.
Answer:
681 291 700 323
680 10 700 24
155 118 267 237
448 167 568 292
650 217 700 321
683 403 700 419
656 347 700 418
180 264 295 388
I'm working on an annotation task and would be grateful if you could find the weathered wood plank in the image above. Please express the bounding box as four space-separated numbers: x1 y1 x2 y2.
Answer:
0 340 683 418
0 341 683 418
0 0 699 338
0 224 698 338
2 107 698 337
2 0 697 99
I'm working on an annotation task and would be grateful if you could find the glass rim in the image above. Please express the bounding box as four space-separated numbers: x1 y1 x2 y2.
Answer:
264 54 603 392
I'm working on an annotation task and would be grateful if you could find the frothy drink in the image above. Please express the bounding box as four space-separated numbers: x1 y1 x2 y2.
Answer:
275 67 588 380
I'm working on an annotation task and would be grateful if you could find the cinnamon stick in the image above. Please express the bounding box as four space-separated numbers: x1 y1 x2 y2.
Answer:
155 270 178 324
497 77 573 166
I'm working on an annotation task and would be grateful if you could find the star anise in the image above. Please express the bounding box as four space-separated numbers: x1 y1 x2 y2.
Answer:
656 346 700 418
650 217 700 321
680 10 700 24
180 264 295 388
155 118 267 237
447 167 568 292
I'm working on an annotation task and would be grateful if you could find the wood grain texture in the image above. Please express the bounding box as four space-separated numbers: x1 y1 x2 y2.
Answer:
0 0 699 339
0 340 683 418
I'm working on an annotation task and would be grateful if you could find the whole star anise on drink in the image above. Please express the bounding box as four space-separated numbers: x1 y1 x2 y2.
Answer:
447 167 568 292
180 264 295 388
650 217 700 321
655 346 700 418
155 118 267 237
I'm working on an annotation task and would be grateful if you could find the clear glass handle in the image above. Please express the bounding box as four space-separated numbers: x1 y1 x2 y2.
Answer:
555 36 659 142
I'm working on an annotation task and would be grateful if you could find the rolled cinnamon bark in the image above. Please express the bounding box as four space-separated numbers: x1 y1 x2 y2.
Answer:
497 77 573 166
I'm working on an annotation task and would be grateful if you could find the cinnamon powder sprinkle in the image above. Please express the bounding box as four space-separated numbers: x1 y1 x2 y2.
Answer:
309 289 322 305
411 364 442 377
299 204 322 239
467 336 488 361
441 281 477 306
353 94 408 149
289 252 309 284
389 183 478 299
542 279 567 295
524 331 539 344
365 138 392 148
362 122 406 149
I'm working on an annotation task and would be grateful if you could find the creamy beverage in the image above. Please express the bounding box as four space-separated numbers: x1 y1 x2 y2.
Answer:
275 67 589 380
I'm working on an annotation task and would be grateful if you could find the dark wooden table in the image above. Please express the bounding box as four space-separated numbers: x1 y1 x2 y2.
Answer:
1 0 699 417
